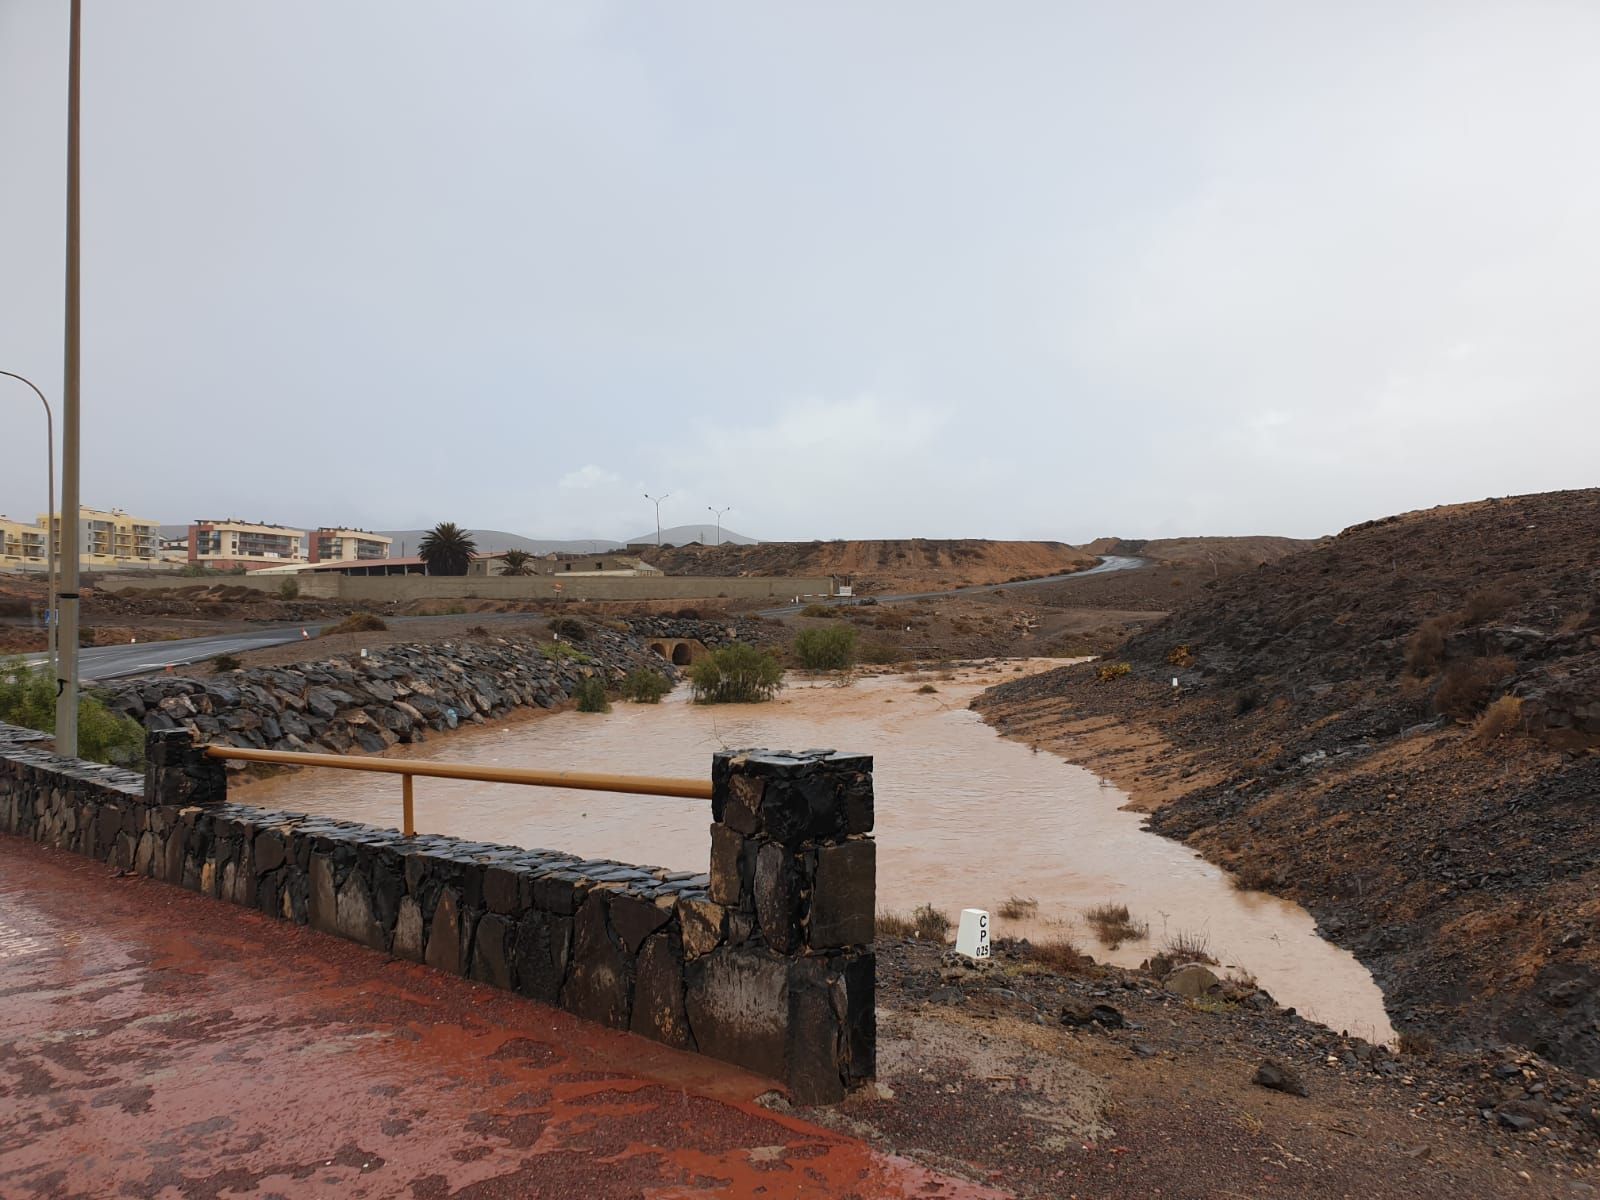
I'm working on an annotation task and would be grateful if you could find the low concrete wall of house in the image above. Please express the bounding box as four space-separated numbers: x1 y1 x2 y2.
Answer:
0 726 875 1104
107 574 834 602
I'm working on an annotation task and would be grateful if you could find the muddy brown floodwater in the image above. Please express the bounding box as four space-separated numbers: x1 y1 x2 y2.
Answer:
241 662 1395 1043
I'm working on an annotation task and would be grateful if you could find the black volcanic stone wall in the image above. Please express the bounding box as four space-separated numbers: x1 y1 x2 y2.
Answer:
0 725 876 1105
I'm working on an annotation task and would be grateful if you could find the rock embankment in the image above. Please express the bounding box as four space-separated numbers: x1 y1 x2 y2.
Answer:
102 628 674 757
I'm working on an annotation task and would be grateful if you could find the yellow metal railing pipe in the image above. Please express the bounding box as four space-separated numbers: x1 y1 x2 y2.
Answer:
200 744 713 838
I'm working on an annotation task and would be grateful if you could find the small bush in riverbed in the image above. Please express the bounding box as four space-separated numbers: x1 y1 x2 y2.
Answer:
800 603 832 618
793 623 858 671
573 676 610 713
859 640 901 665
997 895 1039 920
1096 662 1132 683
277 578 299 600
549 616 588 641
915 683 937 694
210 653 242 672
689 643 783 704
1084 902 1149 949
621 668 670 703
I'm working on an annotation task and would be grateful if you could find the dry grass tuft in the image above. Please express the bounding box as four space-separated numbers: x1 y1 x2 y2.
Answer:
1404 612 1462 675
1473 694 1524 743
322 612 388 636
1018 935 1086 973
877 903 952 943
1463 586 1516 625
1396 1030 1435 1058
1435 655 1516 720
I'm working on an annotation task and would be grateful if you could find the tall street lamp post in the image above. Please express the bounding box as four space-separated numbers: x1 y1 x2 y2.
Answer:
0 371 58 677
707 505 731 545
643 493 669 547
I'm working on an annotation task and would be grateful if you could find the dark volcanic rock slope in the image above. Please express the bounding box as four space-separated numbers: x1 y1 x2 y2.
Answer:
977 488 1600 1075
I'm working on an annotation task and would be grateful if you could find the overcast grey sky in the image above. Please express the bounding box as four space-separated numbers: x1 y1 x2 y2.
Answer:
2 2 1596 542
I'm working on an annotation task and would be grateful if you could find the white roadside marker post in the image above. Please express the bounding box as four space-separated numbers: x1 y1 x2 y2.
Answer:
955 908 991 960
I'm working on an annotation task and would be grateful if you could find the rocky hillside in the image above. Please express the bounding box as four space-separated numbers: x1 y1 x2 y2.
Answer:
639 539 1097 592
103 625 674 758
976 488 1600 1074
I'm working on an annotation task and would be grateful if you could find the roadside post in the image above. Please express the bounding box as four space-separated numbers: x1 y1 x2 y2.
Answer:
955 908 991 959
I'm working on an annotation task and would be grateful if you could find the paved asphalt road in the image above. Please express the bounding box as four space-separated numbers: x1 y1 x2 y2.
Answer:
21 555 1148 681
24 626 322 683
757 553 1148 615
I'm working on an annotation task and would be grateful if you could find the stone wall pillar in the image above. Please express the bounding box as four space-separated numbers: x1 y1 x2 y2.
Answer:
706 749 875 1104
144 730 227 807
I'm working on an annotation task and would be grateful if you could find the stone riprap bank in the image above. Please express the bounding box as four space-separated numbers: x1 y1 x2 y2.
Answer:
101 628 672 757
0 727 876 1103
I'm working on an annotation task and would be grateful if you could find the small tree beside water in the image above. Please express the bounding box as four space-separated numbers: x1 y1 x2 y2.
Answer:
689 644 783 704
793 624 858 671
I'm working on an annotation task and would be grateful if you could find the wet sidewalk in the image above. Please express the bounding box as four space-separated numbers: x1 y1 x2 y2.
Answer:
0 837 1000 1199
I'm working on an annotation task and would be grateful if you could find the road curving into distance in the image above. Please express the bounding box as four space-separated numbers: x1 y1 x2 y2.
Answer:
22 555 1149 681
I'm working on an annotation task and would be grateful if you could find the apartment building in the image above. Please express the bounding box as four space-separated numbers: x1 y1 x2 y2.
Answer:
187 519 307 570
0 515 48 569
37 506 161 569
308 527 392 564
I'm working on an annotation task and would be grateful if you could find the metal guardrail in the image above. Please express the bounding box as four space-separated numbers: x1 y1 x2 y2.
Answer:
201 744 712 837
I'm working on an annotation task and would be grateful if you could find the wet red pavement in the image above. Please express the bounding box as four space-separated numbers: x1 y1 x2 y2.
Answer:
0 837 1002 1199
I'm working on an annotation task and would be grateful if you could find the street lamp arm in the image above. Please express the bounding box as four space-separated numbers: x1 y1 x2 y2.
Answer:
0 370 58 676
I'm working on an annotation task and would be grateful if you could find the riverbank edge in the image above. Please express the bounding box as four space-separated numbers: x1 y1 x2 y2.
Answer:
100 625 679 763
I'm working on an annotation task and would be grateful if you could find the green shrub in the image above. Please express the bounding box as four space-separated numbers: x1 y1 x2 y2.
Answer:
621 668 670 703
689 644 783 704
539 640 593 663
1096 662 1132 683
573 676 610 713
792 623 858 671
277 577 299 600
0 659 145 768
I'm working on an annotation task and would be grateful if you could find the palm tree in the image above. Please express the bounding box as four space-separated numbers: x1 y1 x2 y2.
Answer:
499 548 535 576
418 522 477 576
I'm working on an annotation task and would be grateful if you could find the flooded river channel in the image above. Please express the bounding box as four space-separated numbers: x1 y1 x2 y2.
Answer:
241 662 1394 1043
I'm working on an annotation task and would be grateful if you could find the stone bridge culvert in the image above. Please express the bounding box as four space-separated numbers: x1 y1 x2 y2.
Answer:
648 638 707 666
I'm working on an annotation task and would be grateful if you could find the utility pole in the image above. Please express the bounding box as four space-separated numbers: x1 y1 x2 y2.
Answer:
56 0 82 757
644 493 669 547
707 505 731 545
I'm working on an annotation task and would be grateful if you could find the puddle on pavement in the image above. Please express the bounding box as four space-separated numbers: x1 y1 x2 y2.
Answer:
239 662 1395 1043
